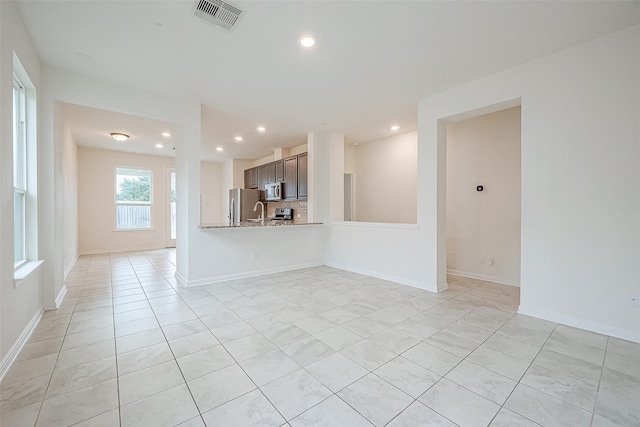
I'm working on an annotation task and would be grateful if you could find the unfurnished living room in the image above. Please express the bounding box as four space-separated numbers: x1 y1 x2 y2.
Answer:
1 1 639 426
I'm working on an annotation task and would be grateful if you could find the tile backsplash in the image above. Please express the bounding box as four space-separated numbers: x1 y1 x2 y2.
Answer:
266 200 308 223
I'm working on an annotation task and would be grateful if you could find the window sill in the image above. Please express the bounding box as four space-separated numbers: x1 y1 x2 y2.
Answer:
113 228 154 232
14 260 44 288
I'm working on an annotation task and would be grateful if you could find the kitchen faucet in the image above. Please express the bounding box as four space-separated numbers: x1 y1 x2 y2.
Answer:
253 201 265 225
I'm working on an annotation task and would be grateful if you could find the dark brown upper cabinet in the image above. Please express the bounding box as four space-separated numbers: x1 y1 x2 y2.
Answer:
275 160 284 183
266 162 276 184
297 153 308 199
283 156 298 200
243 152 307 199
257 164 268 191
244 168 258 189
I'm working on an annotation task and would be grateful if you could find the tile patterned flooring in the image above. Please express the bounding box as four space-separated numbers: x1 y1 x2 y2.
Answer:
1 249 639 426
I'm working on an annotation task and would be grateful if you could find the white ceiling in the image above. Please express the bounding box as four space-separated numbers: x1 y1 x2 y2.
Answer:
16 0 640 162
61 103 181 158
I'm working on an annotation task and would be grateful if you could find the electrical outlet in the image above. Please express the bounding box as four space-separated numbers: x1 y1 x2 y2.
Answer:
630 291 640 307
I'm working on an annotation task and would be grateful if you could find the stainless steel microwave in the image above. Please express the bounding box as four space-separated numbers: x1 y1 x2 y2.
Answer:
264 182 282 201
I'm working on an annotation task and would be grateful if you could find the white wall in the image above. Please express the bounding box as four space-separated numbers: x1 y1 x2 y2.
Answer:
328 24 640 342
446 107 521 286
62 122 78 276
353 131 417 223
0 1 44 370
289 143 308 156
220 159 253 224
232 159 252 189
253 154 274 167
344 144 356 174
421 25 640 341
189 226 326 284
77 147 175 254
252 143 308 167
200 160 223 225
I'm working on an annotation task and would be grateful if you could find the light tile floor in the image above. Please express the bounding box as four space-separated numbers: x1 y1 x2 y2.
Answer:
1 249 639 426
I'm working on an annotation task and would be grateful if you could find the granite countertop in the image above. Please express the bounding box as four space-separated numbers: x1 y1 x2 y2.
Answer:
198 221 323 230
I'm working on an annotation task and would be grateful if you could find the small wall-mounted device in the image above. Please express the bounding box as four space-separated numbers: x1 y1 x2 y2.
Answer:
476 185 484 192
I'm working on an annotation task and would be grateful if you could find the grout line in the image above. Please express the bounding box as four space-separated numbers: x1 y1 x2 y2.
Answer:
124 249 232 423
31 256 89 426
590 336 609 426
13 257 622 427
113 251 129 426
484 321 557 426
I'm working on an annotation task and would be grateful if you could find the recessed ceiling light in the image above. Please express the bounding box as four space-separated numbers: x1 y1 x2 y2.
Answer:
299 35 316 48
234 136 243 142
390 125 400 131
161 132 171 137
216 147 224 152
110 132 129 142
256 126 266 132
155 143 164 148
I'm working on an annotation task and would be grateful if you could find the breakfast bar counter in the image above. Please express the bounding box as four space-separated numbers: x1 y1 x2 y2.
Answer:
198 221 323 230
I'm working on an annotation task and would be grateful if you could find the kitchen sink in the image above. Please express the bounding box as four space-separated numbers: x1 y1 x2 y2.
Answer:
245 218 274 223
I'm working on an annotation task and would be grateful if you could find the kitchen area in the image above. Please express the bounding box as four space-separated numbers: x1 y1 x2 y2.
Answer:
183 133 344 286
199 149 320 230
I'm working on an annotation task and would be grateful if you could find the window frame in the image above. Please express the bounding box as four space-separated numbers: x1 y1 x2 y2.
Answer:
114 167 154 231
13 75 27 269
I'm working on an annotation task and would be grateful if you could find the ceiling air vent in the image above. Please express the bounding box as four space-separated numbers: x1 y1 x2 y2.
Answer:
194 0 244 32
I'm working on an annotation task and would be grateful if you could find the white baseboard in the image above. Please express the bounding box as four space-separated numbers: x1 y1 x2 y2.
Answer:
55 285 67 308
518 304 640 344
44 285 68 311
64 256 79 279
177 262 324 287
447 269 520 287
326 261 442 293
175 270 188 288
79 246 163 256
0 309 44 382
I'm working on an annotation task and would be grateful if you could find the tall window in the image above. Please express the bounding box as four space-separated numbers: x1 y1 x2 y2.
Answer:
116 168 153 230
13 76 26 266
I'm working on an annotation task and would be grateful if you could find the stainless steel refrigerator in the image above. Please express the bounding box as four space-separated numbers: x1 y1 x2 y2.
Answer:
229 188 262 225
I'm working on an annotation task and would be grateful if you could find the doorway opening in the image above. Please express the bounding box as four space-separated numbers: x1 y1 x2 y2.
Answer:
344 173 355 221
166 167 176 248
445 105 521 287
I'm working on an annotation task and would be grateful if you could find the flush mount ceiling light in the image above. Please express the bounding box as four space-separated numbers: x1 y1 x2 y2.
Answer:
390 125 400 131
299 35 316 48
256 126 266 132
234 136 243 141
110 132 129 142
216 147 224 152
161 132 171 137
